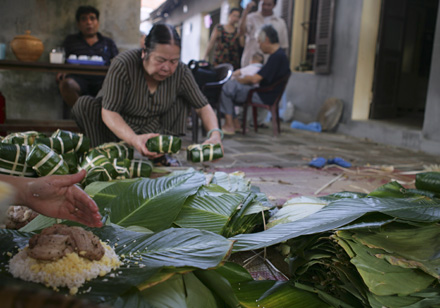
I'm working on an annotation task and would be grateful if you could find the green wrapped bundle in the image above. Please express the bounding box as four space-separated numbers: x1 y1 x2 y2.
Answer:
61 152 79 174
113 158 131 179
82 166 113 186
95 142 134 160
129 159 153 178
34 136 75 154
51 129 90 155
0 144 36 177
81 149 118 179
2 131 46 146
187 143 223 162
146 135 181 154
415 172 440 194
26 144 69 176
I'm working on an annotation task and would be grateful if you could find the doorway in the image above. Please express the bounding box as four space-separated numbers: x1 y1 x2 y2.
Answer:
370 0 438 128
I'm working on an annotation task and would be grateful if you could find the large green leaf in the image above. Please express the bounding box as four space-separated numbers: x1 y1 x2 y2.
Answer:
174 185 243 234
0 225 233 305
416 172 440 194
267 196 327 228
348 223 440 278
138 272 219 308
230 197 440 252
104 171 205 231
335 231 436 296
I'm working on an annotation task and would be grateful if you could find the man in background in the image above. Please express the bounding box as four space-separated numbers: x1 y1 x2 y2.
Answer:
56 6 118 108
239 0 289 68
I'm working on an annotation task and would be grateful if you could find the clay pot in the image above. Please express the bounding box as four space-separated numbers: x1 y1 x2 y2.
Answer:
10 30 44 62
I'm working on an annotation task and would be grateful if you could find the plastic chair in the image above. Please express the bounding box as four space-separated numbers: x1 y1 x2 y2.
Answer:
242 72 291 136
192 63 233 143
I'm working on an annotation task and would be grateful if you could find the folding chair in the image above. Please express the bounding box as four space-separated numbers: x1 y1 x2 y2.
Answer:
192 63 233 143
242 72 291 136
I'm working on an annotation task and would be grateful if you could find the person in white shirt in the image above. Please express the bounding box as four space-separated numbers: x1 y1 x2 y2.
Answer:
238 0 289 68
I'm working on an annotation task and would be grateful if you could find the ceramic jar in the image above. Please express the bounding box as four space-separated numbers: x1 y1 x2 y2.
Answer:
11 30 44 62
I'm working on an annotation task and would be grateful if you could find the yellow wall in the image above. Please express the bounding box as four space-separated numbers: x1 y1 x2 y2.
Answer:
352 0 381 120
291 0 312 71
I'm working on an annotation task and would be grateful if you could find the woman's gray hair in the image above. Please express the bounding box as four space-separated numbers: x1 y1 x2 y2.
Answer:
258 24 279 44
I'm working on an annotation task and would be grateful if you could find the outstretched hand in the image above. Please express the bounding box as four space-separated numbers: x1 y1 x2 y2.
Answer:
23 170 103 227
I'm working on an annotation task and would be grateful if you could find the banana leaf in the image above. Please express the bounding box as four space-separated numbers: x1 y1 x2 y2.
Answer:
230 197 440 252
52 129 90 155
222 191 272 238
95 142 134 160
335 231 436 296
173 184 245 234
187 143 223 162
34 136 75 154
416 172 440 195
346 223 440 278
26 144 69 176
85 178 141 212
146 135 181 154
2 131 45 146
0 144 36 177
129 159 153 178
283 233 369 307
210 171 251 192
136 272 220 308
0 224 234 305
267 196 327 228
91 171 206 231
319 191 367 201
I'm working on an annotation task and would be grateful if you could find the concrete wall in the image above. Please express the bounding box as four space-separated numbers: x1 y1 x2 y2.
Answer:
423 2 440 143
0 0 140 121
286 0 363 125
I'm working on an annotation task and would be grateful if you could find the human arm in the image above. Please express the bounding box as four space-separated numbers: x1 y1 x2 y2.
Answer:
204 26 219 61
0 170 102 227
238 1 256 36
196 104 223 146
236 73 263 85
101 108 161 159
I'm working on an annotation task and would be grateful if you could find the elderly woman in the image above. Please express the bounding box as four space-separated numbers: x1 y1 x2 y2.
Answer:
72 24 223 161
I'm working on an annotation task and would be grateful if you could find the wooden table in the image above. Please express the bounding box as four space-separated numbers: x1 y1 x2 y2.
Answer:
0 59 108 75
0 60 109 134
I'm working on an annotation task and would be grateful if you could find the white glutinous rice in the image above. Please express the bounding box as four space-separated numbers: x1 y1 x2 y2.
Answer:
8 241 121 295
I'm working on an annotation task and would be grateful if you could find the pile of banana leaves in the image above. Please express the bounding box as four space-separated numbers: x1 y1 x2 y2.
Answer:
1 169 440 307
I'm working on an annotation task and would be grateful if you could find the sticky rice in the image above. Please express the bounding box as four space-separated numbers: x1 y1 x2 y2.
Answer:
8 241 121 295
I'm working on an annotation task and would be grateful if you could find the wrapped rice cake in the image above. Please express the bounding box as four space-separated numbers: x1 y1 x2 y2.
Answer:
0 144 36 177
8 224 121 295
26 144 69 176
130 159 153 178
34 136 75 154
146 135 181 154
2 131 46 146
187 143 223 162
95 142 134 160
51 129 90 155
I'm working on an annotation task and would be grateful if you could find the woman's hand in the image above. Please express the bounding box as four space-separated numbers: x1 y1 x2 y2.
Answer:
202 131 224 162
130 133 163 159
21 170 103 227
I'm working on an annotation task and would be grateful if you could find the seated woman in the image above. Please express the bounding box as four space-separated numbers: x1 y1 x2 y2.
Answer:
72 23 223 161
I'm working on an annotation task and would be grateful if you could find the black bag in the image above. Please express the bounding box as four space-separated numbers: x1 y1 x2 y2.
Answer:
188 60 218 89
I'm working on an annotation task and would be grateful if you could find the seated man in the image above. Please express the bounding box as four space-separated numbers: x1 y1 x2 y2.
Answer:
219 24 290 134
56 6 118 107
